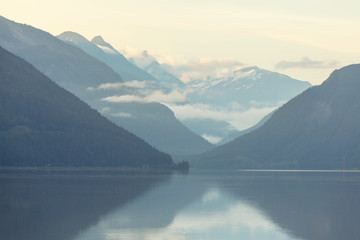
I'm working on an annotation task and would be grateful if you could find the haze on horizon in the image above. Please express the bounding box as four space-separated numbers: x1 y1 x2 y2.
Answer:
2 0 360 85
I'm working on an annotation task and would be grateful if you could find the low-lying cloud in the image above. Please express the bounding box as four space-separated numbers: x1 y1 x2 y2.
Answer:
88 80 148 91
111 112 132 118
201 134 223 144
275 57 339 69
102 90 187 104
161 58 245 83
127 50 158 69
166 103 277 131
122 48 250 84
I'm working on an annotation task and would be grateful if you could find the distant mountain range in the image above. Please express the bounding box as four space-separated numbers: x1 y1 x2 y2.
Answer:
0 16 212 158
0 46 174 168
0 15 322 164
190 64 360 169
128 51 311 142
56 27 311 145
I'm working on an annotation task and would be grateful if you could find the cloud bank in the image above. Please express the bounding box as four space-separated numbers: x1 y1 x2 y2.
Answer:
167 103 277 131
88 80 148 91
111 112 132 118
126 50 158 69
102 90 187 104
122 49 246 83
201 134 223 144
161 58 245 83
275 57 339 69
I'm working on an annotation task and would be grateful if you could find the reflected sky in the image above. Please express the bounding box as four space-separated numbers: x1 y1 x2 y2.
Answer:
74 175 299 240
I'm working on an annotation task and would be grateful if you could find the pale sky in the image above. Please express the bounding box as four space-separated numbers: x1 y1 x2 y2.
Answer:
2 0 360 85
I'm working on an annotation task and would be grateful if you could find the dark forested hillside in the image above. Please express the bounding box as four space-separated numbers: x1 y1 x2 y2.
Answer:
0 46 174 168
191 64 360 169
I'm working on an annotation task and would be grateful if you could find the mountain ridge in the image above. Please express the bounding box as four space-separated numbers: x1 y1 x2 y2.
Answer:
0 16 123 94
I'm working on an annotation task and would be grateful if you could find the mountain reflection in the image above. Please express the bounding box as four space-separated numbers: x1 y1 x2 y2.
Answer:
219 171 360 240
74 173 298 240
1 170 359 240
74 173 208 239
0 169 171 240
84 191 295 240
74 171 360 240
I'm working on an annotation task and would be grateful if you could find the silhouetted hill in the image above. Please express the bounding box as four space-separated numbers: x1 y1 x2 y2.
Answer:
0 46 173 168
191 64 360 169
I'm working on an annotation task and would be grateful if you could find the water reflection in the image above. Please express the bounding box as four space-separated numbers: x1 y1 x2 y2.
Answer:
0 169 172 240
219 171 360 240
74 173 207 240
74 173 299 240
2 170 360 240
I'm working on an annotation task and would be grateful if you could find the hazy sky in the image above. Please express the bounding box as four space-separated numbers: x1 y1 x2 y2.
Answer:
2 0 360 84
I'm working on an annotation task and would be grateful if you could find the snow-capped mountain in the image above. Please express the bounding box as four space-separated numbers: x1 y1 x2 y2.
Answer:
186 65 311 108
188 66 262 89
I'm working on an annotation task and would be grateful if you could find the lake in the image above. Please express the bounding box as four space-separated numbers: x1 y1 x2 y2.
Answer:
1 169 359 240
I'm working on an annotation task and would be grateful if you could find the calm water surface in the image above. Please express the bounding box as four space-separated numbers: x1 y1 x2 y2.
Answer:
1 169 359 240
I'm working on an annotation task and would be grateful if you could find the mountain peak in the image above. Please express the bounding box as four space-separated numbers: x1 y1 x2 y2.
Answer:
324 63 360 87
57 31 88 43
91 35 115 50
